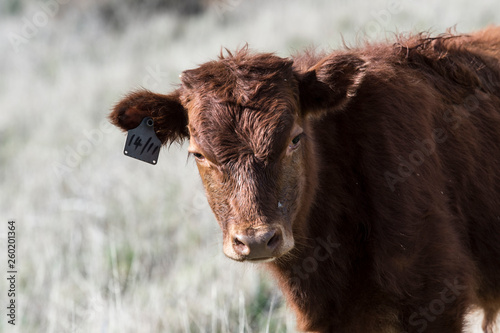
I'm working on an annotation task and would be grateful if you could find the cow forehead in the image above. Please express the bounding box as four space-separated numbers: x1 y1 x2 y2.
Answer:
188 99 296 166
181 51 299 165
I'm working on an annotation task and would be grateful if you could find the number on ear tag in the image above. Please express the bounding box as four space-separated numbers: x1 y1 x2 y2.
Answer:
124 117 161 165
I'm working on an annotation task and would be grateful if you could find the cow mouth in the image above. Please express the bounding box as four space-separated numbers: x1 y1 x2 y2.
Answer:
246 257 276 263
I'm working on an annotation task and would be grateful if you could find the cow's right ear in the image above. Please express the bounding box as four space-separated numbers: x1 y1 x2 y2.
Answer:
296 54 367 116
109 89 189 145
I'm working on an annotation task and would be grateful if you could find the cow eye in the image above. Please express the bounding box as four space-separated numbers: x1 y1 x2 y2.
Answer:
192 152 205 161
290 134 302 149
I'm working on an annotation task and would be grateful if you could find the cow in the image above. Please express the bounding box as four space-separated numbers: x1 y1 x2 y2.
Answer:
109 26 500 332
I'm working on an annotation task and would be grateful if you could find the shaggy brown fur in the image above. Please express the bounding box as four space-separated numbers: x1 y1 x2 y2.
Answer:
109 26 500 332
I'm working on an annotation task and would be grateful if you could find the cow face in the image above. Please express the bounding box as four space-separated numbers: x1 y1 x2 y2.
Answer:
110 49 365 263
180 54 307 262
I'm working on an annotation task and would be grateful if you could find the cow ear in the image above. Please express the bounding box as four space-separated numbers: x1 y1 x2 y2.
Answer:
297 54 366 116
109 89 189 145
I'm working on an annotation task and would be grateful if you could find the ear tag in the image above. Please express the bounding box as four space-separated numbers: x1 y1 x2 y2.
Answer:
124 117 161 165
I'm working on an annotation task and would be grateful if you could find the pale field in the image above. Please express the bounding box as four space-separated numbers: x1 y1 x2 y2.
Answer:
0 0 498 332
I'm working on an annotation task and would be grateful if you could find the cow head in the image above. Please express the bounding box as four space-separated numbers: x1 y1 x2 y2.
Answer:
110 49 365 262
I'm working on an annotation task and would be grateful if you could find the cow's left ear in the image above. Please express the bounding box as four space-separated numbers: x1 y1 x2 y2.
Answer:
109 89 189 145
296 54 367 116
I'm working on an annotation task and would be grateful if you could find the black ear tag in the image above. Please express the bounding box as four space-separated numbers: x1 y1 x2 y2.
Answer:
124 117 161 165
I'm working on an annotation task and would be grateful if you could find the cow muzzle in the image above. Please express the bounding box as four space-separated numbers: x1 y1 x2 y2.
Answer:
224 226 293 262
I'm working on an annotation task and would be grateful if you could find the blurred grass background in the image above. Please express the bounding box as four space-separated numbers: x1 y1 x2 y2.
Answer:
0 0 498 332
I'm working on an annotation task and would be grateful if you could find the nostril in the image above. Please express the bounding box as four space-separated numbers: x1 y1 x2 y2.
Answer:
266 232 280 250
233 235 250 256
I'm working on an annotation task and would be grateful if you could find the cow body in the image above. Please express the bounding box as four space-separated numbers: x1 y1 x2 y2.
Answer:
110 27 500 332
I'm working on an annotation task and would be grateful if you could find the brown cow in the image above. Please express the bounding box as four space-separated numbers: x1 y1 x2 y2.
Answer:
110 27 500 332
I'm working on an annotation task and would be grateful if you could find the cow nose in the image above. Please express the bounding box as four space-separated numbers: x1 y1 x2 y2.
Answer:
232 229 281 260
